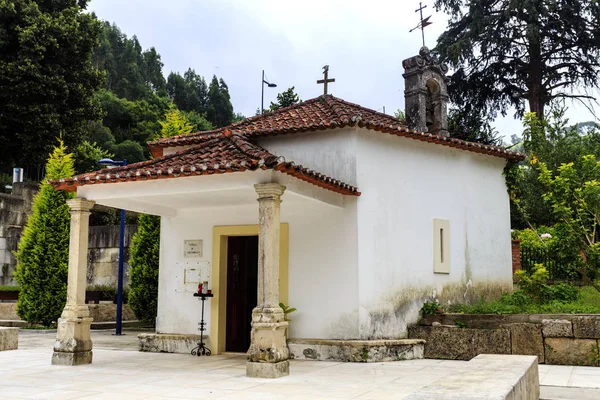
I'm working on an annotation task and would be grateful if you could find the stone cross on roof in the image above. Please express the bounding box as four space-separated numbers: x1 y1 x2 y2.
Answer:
317 65 335 95
409 2 433 48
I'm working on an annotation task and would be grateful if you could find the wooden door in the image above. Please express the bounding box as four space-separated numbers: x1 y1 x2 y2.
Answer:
225 235 258 352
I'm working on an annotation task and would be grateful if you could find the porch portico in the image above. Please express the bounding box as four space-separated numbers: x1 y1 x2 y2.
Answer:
50 134 359 378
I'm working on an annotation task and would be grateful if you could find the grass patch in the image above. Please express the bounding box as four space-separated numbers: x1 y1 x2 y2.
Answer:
0 285 20 291
446 286 600 314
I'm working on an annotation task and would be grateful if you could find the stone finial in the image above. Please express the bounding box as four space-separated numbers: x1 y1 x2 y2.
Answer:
402 46 449 137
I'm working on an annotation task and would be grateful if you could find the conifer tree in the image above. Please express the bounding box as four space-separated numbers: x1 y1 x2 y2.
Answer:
156 108 194 139
14 141 75 326
128 213 160 324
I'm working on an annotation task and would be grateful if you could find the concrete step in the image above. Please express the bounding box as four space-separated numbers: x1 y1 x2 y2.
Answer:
540 385 600 400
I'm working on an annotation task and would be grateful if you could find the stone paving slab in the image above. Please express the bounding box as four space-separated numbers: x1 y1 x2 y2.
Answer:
0 330 599 399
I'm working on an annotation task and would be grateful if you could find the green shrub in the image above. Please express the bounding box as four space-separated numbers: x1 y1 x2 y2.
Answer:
14 142 74 327
515 264 579 303
128 214 160 325
421 302 441 315
87 284 130 303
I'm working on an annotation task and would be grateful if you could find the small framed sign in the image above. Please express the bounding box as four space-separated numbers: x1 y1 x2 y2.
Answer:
184 239 203 258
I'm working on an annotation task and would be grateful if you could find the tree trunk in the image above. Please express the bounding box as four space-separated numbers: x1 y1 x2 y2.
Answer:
526 20 546 121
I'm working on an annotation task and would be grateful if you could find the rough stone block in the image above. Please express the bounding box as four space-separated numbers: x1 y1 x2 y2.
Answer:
246 360 289 378
408 325 511 360
51 350 92 366
405 354 539 400
573 316 600 339
545 338 598 366
0 327 18 350
542 319 573 338
506 323 544 363
138 333 206 354
288 339 424 362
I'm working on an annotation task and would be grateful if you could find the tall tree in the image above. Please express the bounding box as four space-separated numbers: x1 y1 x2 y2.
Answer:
434 0 600 120
269 87 301 112
206 76 234 127
0 0 104 169
15 141 74 326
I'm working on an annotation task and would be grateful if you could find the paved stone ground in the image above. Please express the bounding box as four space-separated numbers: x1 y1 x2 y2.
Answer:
0 330 599 399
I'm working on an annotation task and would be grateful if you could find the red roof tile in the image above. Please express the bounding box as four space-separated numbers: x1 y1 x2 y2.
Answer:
149 95 525 161
51 131 360 196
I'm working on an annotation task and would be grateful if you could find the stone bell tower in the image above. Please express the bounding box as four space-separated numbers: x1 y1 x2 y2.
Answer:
402 46 449 137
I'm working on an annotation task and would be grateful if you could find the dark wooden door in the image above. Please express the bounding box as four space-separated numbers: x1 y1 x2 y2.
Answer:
226 235 258 352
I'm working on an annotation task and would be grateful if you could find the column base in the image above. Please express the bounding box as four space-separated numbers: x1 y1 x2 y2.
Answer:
246 360 289 378
51 350 93 366
51 316 93 366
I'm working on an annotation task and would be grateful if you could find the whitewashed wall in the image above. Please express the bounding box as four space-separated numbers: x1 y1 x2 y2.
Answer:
258 128 358 186
354 129 512 338
156 195 359 341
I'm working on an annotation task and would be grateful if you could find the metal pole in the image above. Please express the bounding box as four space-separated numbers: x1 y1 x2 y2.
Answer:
115 159 127 336
116 207 125 335
261 70 265 114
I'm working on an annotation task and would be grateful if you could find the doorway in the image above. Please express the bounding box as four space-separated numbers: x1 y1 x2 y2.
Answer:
225 235 258 352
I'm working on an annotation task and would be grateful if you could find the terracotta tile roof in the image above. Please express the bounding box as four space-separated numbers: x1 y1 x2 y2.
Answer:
149 95 525 161
51 130 360 196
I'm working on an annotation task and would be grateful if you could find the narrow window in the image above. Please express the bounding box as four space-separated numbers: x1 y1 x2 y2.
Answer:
440 228 444 264
433 219 450 274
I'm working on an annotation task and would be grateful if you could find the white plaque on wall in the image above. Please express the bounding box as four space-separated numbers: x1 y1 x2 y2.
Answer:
184 239 203 258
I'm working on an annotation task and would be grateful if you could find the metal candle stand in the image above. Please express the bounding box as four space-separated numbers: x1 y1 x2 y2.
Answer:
191 292 213 356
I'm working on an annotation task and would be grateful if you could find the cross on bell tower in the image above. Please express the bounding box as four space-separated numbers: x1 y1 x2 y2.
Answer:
409 2 433 47
317 65 335 95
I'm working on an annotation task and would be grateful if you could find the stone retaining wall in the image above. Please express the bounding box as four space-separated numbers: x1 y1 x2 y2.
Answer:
409 314 600 366
0 302 136 322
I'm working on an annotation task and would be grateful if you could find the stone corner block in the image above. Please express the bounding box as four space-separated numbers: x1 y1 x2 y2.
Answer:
246 360 289 379
0 327 19 351
573 316 600 339
545 338 598 366
542 319 573 338
506 323 544 364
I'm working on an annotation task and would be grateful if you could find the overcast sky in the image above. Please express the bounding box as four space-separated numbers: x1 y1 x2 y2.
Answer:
89 0 597 142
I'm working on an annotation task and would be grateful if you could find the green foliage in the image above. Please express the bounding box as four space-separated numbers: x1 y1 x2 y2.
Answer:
0 0 104 169
14 141 74 326
434 0 600 120
514 263 579 303
128 214 160 324
206 76 234 127
421 302 441 316
156 108 194 139
455 321 467 328
183 110 214 132
447 286 600 315
269 87 301 112
448 109 501 145
73 140 113 174
511 106 600 229
0 285 19 291
279 302 297 321
93 22 166 101
535 151 600 284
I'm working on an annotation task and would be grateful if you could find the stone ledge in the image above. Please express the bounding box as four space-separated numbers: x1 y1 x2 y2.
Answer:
288 338 424 362
405 354 539 400
138 333 208 354
0 327 18 351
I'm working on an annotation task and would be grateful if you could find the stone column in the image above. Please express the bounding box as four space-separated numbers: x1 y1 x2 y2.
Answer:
247 183 289 378
52 197 95 366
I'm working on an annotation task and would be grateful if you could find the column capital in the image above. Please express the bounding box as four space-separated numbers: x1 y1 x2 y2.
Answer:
254 183 286 199
67 198 95 212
